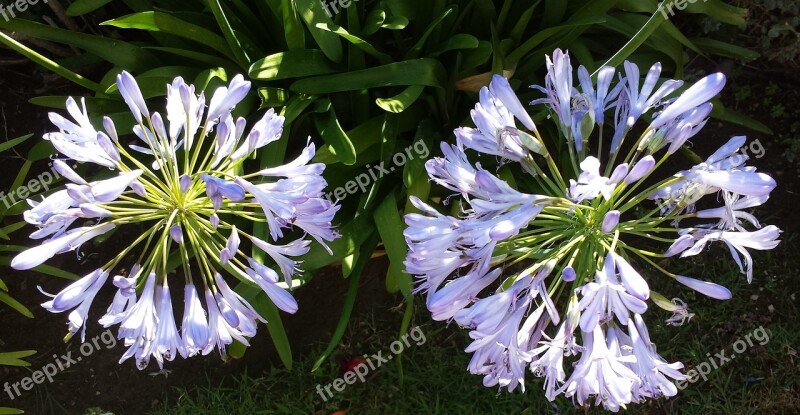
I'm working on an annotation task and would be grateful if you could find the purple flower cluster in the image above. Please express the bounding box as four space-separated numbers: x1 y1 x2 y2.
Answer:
13 72 339 368
404 49 780 410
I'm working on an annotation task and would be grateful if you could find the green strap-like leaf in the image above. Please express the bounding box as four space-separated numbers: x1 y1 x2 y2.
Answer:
362 114 398 210
290 59 446 94
429 34 480 56
315 23 393 64
205 0 253 68
237 124 295 368
710 99 773 135
249 50 341 81
0 222 26 239
0 135 33 153
594 6 667 73
509 1 542 43
29 96 127 113
684 0 747 27
66 0 113 16
505 16 606 67
0 255 80 280
0 291 33 318
374 191 412 298
376 85 424 113
0 18 155 71
295 0 344 63
691 38 759 62
101 11 234 61
317 108 357 165
405 7 454 59
257 88 289 108
361 9 387 37
9 160 32 200
0 32 102 92
144 46 237 68
280 0 306 50
601 13 684 74
0 354 34 367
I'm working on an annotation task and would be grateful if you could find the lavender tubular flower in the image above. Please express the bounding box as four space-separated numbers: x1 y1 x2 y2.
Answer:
404 49 781 409
675 276 733 300
13 71 338 368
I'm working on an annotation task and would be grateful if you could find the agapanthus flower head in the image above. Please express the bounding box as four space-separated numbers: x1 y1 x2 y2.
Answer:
405 50 780 410
13 71 339 368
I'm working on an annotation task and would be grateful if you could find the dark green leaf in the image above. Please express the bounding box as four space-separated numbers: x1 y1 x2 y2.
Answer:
0 135 33 153
0 350 36 367
257 88 289 108
281 0 306 50
0 291 33 318
0 32 102 92
505 16 605 67
295 0 344 63
249 50 340 81
144 46 237 68
710 99 773 135
0 19 156 71
374 191 411 297
315 23 393 63
376 85 424 113
691 38 759 61
66 0 113 16
290 59 445 94
405 7 454 59
317 108 357 165
102 11 234 60
205 0 253 67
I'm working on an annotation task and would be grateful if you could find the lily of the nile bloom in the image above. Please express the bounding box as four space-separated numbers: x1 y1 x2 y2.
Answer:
456 76 542 162
626 314 685 401
610 62 683 155
531 49 574 140
13 72 339 369
404 49 780 410
559 325 638 412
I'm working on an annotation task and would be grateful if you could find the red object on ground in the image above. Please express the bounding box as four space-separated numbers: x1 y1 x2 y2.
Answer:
339 357 367 376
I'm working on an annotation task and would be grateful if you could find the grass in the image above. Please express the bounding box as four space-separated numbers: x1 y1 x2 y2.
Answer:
145 235 800 415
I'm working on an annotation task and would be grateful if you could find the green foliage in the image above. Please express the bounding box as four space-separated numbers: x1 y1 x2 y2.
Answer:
736 0 800 67
0 136 42 415
0 0 753 367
